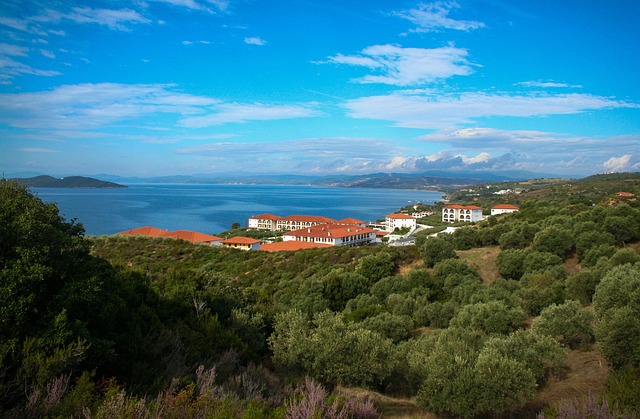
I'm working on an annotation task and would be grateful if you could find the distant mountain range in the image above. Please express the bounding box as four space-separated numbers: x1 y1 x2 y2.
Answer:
13 175 127 189
94 170 549 190
7 170 563 191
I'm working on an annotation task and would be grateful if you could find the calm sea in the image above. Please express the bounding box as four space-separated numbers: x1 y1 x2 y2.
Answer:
32 184 442 236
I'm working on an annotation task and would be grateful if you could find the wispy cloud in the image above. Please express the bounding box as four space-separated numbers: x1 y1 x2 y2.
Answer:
345 91 635 129
32 7 151 31
148 0 228 13
516 80 582 89
393 1 485 32
325 44 475 85
179 103 319 127
0 83 320 133
244 37 267 46
19 147 59 153
182 40 211 45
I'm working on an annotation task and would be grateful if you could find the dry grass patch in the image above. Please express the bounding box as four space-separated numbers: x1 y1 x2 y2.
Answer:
456 246 501 283
518 347 609 416
398 259 425 276
336 387 436 419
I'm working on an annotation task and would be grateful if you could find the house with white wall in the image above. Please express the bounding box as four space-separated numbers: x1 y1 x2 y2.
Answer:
385 213 417 232
491 204 519 216
283 224 376 247
442 205 484 222
222 236 261 250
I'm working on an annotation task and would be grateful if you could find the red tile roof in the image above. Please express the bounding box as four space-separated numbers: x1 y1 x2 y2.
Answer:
492 204 519 210
443 205 483 210
222 236 261 245
117 226 169 237
281 215 335 223
335 217 366 225
249 213 282 220
386 213 415 219
161 230 223 243
261 241 332 252
286 224 376 240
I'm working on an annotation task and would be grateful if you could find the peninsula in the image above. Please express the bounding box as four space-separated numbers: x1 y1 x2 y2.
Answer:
13 175 127 189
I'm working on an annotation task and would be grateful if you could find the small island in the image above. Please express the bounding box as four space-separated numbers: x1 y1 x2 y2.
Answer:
13 175 127 189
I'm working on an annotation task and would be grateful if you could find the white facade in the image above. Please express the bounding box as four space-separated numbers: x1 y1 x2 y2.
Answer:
491 205 519 216
283 224 376 247
442 205 484 222
385 214 417 232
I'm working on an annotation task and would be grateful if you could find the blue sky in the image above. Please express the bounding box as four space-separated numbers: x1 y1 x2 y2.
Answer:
1 0 639 177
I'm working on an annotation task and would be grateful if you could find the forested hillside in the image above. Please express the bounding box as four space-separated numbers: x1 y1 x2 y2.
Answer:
1 176 639 418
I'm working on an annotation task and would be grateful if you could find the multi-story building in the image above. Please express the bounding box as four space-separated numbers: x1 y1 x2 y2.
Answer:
247 213 281 230
283 224 376 247
442 205 484 222
248 214 366 231
385 213 417 232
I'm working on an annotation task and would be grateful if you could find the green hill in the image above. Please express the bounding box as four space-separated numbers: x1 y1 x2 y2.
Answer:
13 175 127 188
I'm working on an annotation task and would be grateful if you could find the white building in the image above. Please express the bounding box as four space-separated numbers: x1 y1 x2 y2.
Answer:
442 205 484 223
385 213 417 232
283 224 376 247
491 204 520 216
247 213 281 230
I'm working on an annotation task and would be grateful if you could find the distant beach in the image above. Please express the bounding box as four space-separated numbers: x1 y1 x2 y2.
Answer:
33 183 442 236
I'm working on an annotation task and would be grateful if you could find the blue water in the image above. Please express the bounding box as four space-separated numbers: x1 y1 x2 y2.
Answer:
32 184 442 236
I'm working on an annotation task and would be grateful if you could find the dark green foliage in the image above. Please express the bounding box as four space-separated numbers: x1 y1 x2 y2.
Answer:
592 263 640 317
359 312 413 343
496 248 527 280
269 310 396 387
355 252 396 282
452 226 482 250
523 251 565 276
582 243 616 267
532 226 574 257
565 270 600 305
531 300 595 348
575 230 616 260
414 329 536 418
517 273 565 315
419 236 457 268
607 366 640 415
596 306 640 369
608 247 640 267
483 330 566 384
449 301 527 335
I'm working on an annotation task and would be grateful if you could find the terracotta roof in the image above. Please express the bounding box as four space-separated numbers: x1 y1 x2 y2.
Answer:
285 224 376 240
386 213 415 219
281 215 335 223
335 217 366 225
492 204 519 210
261 241 332 252
117 226 169 237
249 213 282 220
443 205 483 210
376 230 390 237
161 230 223 243
616 192 634 197
222 236 261 245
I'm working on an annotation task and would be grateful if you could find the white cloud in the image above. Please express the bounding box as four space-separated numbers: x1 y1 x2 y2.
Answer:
0 43 28 56
179 103 319 128
394 1 485 32
0 83 320 133
244 37 267 46
325 44 475 86
0 17 30 32
421 128 640 175
603 155 640 172
182 40 211 45
345 91 635 129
